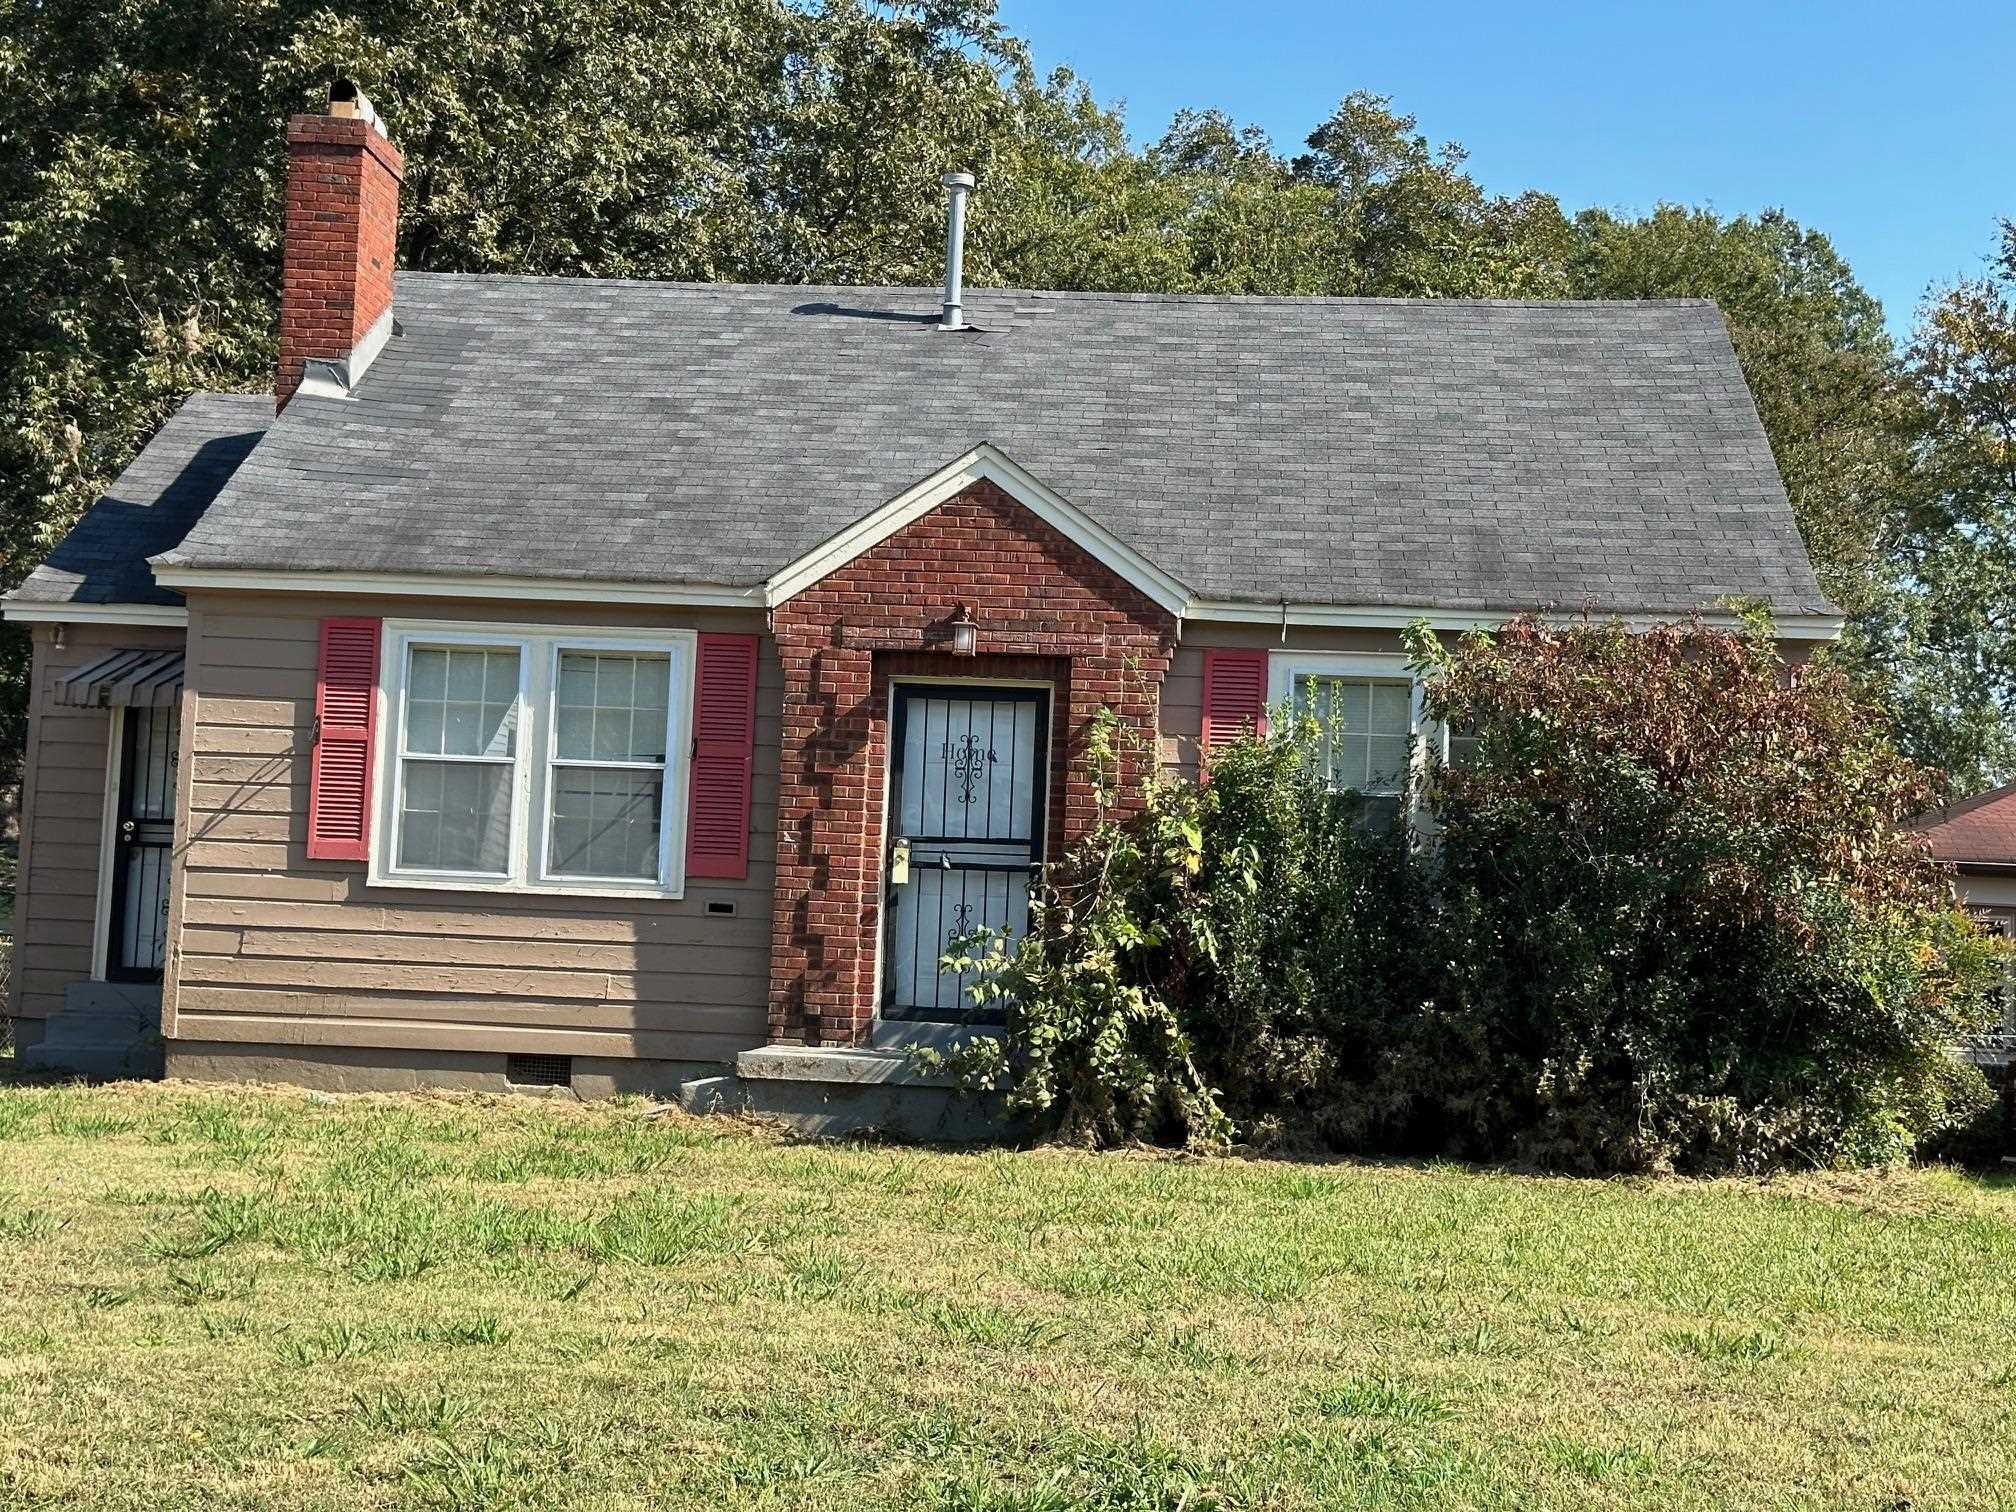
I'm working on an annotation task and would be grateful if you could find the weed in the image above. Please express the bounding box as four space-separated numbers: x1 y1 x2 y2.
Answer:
354 1388 474 1436
1663 1325 1794 1366
0 1207 60 1241
143 1227 231 1262
924 1300 1069 1352
276 1322 372 1367
1547 1440 1658 1479
1314 1376 1458 1424
415 1316 512 1348
403 1435 539 1509
353 1242 439 1282
166 1265 238 1305
782 1247 862 1301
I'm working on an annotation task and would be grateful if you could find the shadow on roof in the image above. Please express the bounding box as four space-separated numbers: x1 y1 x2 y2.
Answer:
45 428 265 603
790 301 938 325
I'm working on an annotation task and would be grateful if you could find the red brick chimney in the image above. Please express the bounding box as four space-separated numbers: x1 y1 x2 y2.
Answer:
277 80 403 411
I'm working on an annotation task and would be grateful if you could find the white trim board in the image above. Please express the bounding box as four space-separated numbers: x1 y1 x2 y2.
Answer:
763 444 1195 619
1188 599 1845 640
89 707 126 982
1 599 188 627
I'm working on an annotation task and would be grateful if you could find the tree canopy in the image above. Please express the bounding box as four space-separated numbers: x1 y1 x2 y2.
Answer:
1 0 2007 787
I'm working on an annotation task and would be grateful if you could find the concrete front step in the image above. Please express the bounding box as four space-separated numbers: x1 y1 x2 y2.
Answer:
20 981 165 1080
679 1024 1015 1141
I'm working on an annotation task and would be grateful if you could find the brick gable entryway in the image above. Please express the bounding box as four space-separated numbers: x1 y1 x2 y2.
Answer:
767 479 1178 1047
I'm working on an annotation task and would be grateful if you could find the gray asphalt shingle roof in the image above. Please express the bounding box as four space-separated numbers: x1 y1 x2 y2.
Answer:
13 393 270 607
57 276 1832 616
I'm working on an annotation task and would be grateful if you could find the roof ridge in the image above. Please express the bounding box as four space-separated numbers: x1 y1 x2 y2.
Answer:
394 270 1718 311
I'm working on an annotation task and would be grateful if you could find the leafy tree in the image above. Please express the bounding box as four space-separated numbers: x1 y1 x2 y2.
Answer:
1293 91 1573 298
1844 222 2016 790
0 0 1036 781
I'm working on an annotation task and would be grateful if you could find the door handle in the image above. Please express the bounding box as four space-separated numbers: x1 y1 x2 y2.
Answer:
119 820 136 840
888 837 911 886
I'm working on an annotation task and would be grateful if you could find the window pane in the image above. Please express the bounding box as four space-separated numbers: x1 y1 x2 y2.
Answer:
548 767 663 880
1337 679 1372 735
1294 673 1414 796
1326 736 1369 791
405 647 518 757
1365 734 1410 791
1368 682 1411 738
397 759 513 873
1358 795 1404 834
555 652 670 763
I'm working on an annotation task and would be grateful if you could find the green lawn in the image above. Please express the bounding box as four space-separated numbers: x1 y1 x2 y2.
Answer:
0 1078 2010 1510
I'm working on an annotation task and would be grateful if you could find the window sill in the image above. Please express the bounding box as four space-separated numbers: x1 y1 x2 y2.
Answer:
366 871 686 903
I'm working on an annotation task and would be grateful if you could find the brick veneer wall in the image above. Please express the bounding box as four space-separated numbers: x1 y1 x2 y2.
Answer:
768 479 1178 1046
277 115 404 410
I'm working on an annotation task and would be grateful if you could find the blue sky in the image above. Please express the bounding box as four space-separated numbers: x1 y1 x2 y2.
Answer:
998 0 2013 341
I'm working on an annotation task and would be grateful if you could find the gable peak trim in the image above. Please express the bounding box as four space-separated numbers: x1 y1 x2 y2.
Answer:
762 444 1193 618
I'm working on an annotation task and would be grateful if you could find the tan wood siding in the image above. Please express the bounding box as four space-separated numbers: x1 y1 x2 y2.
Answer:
1160 625 1410 782
164 591 777 1064
10 622 187 1018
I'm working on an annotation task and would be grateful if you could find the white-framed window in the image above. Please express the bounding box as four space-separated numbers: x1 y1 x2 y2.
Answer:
370 622 695 898
1269 652 1421 827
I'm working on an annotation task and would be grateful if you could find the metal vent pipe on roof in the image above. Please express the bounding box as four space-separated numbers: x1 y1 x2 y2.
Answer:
939 170 976 331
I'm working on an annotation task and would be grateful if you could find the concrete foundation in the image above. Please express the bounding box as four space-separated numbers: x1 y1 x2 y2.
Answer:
163 1041 723 1100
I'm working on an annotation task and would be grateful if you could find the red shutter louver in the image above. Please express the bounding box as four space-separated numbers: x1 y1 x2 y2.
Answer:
307 617 381 861
1200 649 1268 772
686 633 759 880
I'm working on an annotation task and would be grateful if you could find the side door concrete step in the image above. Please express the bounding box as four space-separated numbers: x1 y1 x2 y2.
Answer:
20 981 165 1080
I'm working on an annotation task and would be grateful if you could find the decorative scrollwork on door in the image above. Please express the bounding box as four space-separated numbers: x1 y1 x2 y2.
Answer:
946 900 976 949
942 732 996 805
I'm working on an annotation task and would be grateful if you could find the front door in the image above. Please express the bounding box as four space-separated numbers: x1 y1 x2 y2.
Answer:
106 704 179 982
883 685 1048 1021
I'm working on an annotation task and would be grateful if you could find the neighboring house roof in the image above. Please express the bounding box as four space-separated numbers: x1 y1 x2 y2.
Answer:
144 276 1830 618
1911 782 2016 871
11 393 269 609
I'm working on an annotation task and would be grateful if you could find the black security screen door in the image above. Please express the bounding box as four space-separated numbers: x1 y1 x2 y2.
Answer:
107 704 178 982
882 685 1048 1022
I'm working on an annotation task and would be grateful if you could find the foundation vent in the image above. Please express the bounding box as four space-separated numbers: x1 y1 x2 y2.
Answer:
505 1053 573 1088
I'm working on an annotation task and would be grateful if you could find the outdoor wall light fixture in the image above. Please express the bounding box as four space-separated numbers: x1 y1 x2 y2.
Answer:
948 604 978 656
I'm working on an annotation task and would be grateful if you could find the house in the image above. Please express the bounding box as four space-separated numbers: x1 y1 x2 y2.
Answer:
1913 783 2016 1067
1 85 1839 1130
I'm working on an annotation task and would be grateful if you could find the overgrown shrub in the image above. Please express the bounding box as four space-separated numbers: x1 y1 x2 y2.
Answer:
944 615 2007 1174
1410 614 2003 1171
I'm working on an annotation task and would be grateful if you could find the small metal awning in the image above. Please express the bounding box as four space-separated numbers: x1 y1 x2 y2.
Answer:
52 648 185 708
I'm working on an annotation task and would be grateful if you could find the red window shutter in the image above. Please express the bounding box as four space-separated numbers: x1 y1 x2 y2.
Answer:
686 633 759 880
307 618 381 862
1200 649 1269 766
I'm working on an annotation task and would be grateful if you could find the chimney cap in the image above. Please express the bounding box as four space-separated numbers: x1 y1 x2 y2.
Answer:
327 79 386 136
941 169 977 191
